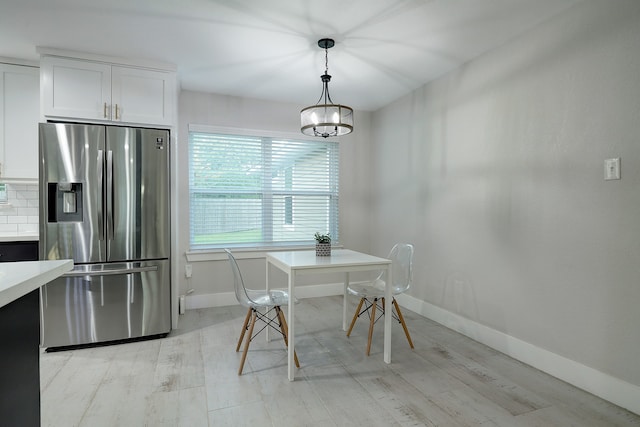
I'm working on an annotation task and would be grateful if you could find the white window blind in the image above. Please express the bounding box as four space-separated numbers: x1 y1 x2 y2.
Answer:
189 129 339 249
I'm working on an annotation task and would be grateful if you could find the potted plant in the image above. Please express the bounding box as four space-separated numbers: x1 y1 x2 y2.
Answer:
314 232 332 256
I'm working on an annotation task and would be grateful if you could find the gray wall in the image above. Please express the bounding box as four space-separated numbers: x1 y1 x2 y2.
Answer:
370 0 640 388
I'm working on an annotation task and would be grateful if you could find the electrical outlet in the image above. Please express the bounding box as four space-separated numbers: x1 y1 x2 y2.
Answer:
604 158 621 180
185 264 193 278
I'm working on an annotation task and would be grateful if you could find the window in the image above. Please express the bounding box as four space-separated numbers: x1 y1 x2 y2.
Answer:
189 126 339 249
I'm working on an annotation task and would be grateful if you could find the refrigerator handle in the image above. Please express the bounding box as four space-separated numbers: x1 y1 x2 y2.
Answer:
106 150 114 240
97 150 104 240
62 265 158 277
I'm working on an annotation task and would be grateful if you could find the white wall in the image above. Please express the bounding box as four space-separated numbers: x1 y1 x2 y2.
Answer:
176 91 373 307
370 0 640 413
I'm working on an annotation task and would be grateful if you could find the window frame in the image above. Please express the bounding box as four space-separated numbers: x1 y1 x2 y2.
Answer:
187 124 340 251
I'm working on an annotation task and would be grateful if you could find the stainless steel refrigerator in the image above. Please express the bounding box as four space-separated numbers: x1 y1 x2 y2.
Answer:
39 123 171 349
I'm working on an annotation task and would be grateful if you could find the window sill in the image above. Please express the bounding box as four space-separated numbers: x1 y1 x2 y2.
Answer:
185 244 344 262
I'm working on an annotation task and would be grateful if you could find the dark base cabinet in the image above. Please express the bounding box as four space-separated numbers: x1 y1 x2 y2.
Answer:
0 290 40 427
0 241 38 262
0 241 40 427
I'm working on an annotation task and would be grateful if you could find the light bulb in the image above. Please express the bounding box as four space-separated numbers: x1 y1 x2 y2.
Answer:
311 112 319 125
332 112 339 123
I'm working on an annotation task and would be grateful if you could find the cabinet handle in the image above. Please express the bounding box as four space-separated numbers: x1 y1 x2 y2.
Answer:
115 104 119 120
103 103 108 118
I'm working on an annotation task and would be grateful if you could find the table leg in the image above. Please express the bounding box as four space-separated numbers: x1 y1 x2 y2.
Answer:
384 264 392 364
288 271 295 381
342 272 349 331
265 260 270 342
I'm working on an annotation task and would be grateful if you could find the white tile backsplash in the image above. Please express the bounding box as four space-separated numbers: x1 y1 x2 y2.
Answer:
0 184 38 231
18 207 38 216
0 223 18 233
7 216 27 224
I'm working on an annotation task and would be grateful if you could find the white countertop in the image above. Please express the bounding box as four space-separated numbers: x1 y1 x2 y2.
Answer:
0 232 39 242
0 259 73 308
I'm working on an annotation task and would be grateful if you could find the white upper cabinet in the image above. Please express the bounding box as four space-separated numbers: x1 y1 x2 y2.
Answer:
0 63 39 180
41 56 175 127
111 66 174 126
41 57 111 121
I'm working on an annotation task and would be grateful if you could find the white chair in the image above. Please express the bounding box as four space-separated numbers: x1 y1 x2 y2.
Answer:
346 243 415 355
225 249 300 375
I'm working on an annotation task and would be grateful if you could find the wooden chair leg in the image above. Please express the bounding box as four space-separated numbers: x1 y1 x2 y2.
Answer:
238 309 257 375
236 307 252 352
366 298 377 356
276 306 300 368
393 298 414 349
346 298 365 337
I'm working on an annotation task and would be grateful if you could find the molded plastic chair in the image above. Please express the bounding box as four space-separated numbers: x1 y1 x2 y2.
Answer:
346 243 415 355
225 249 299 375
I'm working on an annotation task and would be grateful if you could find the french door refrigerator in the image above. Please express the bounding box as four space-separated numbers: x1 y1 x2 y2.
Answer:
39 123 171 349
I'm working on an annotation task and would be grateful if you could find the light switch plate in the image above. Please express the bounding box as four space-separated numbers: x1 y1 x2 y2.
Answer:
604 158 621 180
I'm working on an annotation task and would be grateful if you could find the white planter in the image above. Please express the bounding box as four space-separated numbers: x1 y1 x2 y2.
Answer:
315 242 331 256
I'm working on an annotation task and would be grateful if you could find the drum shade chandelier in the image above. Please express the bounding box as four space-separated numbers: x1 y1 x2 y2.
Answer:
300 38 354 138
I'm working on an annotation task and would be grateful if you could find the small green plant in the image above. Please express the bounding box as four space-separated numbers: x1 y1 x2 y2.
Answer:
314 232 331 244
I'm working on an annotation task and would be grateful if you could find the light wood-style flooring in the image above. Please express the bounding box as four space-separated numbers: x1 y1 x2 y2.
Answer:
41 296 640 426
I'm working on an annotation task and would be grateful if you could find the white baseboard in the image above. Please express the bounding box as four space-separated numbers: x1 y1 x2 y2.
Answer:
396 293 640 416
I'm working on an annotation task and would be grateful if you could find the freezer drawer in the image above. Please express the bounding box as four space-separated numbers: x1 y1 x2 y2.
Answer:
40 260 170 349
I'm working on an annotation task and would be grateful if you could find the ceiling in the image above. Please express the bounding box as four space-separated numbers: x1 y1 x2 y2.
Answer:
1 0 582 111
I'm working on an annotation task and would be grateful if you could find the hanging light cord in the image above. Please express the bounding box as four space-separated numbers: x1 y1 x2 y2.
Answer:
324 44 329 75
316 45 333 105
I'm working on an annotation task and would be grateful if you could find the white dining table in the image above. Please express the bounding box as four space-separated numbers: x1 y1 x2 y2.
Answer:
265 249 392 381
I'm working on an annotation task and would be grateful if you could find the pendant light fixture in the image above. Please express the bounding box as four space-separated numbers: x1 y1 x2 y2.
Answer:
300 38 354 138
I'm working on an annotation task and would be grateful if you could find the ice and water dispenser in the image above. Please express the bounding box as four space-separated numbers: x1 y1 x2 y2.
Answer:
47 182 83 222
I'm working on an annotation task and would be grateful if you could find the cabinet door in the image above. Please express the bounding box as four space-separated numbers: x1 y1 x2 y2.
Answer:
42 57 111 121
111 66 174 126
0 64 40 180
0 241 39 262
